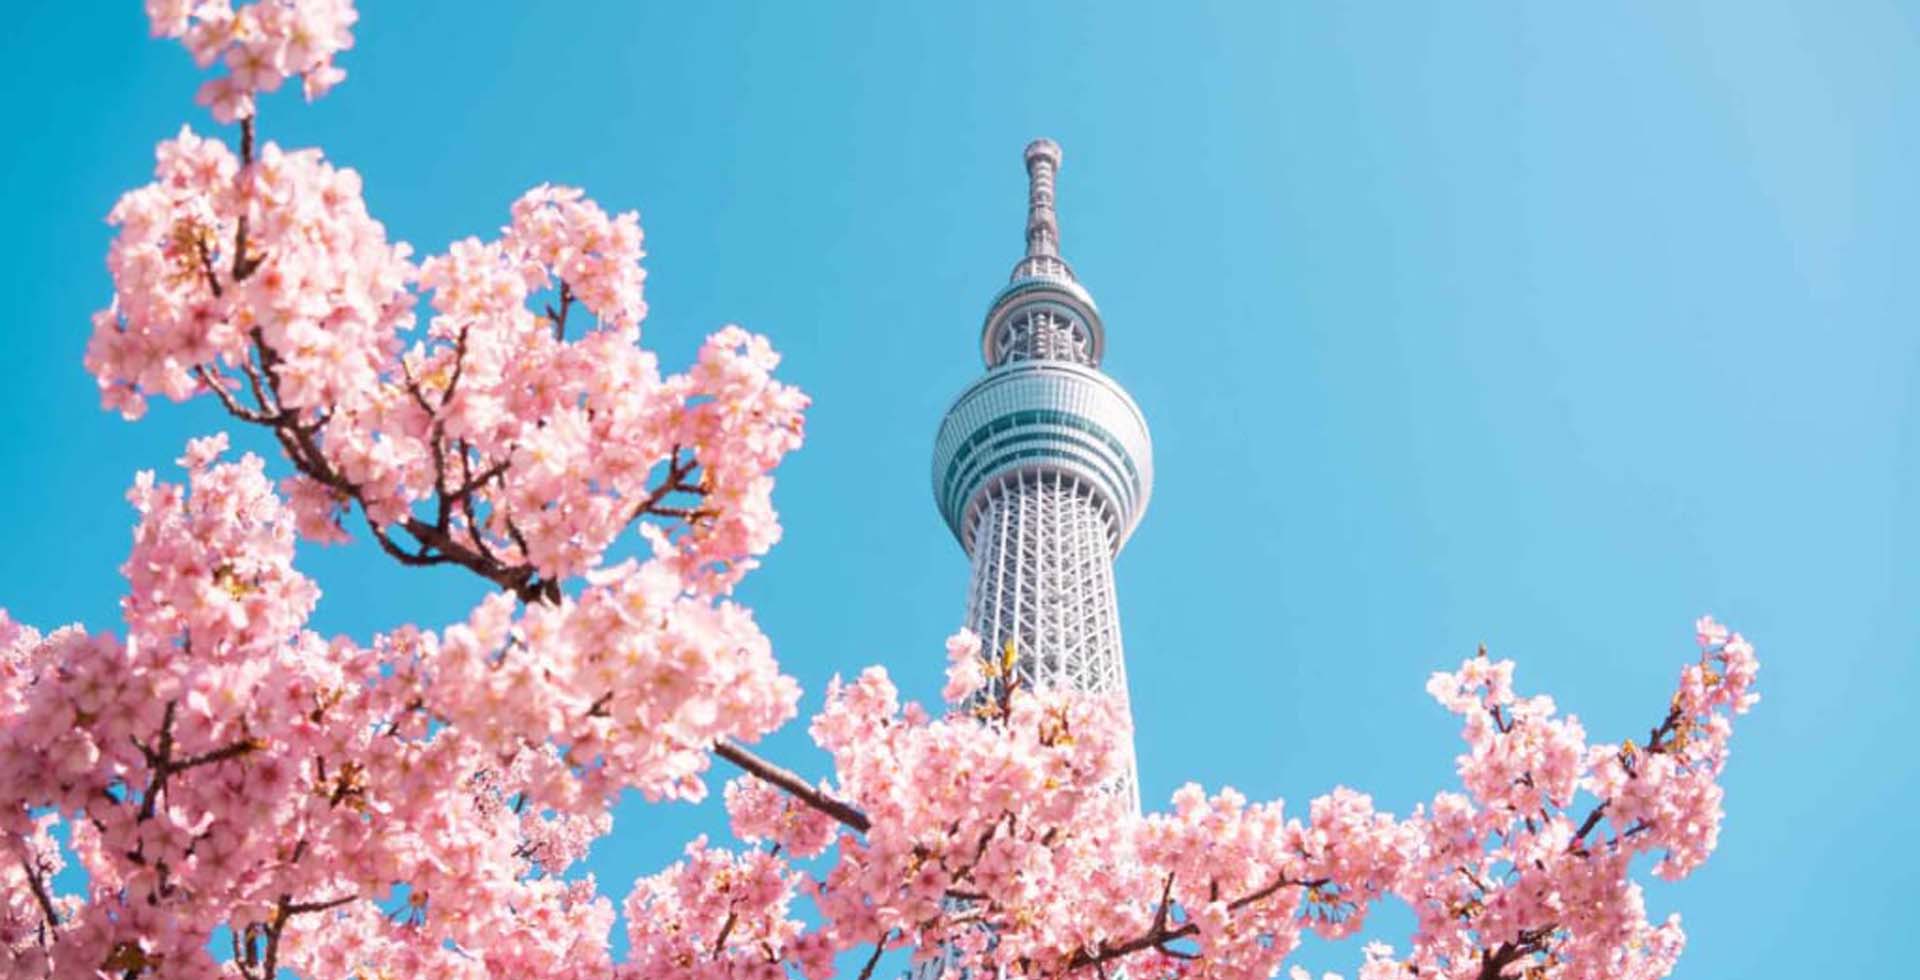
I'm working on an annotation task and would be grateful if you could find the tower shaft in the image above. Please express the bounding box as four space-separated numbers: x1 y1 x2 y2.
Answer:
965 468 1135 798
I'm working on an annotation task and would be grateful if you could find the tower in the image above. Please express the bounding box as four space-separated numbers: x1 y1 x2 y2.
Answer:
931 139 1153 801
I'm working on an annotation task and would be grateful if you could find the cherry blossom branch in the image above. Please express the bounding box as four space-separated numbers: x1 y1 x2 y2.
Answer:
855 929 895 980
1643 701 1685 755
624 446 705 530
17 850 59 935
191 366 271 423
218 329 555 600
193 234 224 299
169 117 712 607
198 323 711 605
231 116 265 282
1447 658 1744 976
129 701 264 821
239 892 357 980
1060 872 1328 972
1474 925 1557 980
547 281 573 341
713 738 870 833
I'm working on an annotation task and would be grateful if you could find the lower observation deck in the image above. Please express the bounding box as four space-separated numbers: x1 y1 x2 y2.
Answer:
931 359 1154 555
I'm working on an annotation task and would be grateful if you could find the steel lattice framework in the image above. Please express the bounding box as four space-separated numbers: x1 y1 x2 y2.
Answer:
964 470 1126 698
931 139 1154 804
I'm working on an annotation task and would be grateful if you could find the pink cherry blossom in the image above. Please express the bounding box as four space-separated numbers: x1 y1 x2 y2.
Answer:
150 0 358 120
10 4 1763 978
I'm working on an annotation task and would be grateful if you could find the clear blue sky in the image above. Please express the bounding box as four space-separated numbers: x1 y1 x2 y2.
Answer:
3 2 1915 976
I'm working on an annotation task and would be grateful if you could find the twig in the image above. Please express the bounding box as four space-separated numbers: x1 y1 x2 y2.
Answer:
855 930 894 980
132 701 262 822
16 851 58 934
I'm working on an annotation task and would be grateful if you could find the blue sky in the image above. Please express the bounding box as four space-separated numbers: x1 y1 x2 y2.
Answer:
4 2 1916 976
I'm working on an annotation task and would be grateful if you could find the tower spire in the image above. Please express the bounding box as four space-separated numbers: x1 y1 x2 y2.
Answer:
1023 138 1063 259
1009 138 1080 287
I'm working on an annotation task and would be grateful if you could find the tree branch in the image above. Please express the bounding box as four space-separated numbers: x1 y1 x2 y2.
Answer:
712 739 869 833
547 281 573 341
1569 801 1608 851
855 930 894 980
1062 873 1328 972
192 365 272 423
17 851 59 935
132 701 262 822
249 892 356 980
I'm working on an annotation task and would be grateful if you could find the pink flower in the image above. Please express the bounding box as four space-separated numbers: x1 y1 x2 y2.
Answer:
941 628 985 704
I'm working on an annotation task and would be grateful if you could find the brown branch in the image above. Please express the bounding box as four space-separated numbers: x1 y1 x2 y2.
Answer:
255 896 290 980
445 325 472 402
250 892 355 980
624 446 703 529
1472 924 1558 980
649 506 716 522
192 365 273 424
194 234 223 298
855 930 894 980
586 690 614 718
547 281 574 341
1063 874 1328 972
175 737 265 772
231 117 265 282
1457 865 1493 893
1151 874 1175 933
17 851 59 934
713 738 870 833
227 344 548 601
1644 704 1685 756
1569 801 1608 851
402 516 545 599
132 701 262 822
455 441 500 563
284 894 357 916
397 355 440 416
452 457 510 501
133 701 178 821
1476 942 1515 980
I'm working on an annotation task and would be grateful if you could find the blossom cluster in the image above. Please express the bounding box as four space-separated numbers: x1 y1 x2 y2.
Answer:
1370 618 1762 980
88 123 806 597
147 0 358 122
86 126 414 422
606 618 1759 980
622 836 816 980
618 665 1149 979
0 439 798 977
399 559 801 806
620 657 1409 980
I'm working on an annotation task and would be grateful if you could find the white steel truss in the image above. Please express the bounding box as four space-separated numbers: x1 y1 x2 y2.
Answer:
964 468 1138 802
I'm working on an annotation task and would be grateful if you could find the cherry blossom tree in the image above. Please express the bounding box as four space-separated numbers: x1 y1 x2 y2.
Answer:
1 4 1760 978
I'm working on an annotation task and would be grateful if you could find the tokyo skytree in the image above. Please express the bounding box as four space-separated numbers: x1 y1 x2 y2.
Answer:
931 138 1154 803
